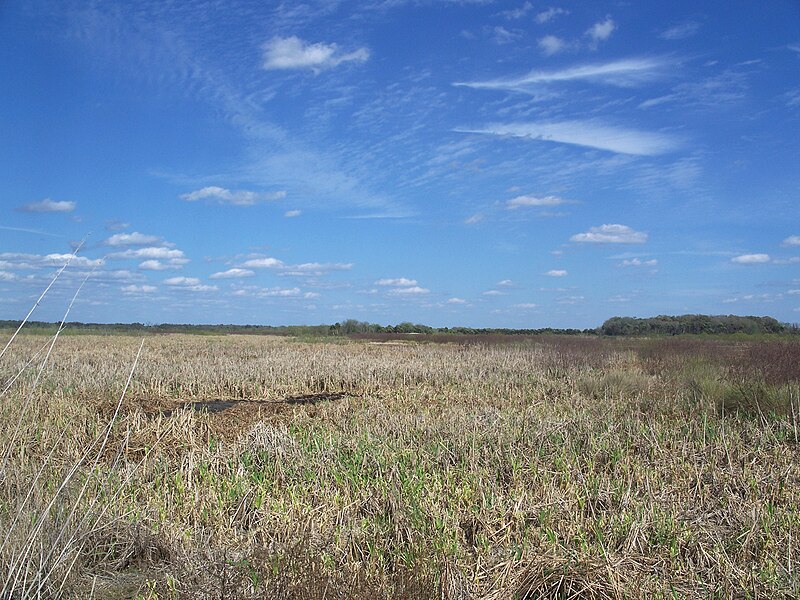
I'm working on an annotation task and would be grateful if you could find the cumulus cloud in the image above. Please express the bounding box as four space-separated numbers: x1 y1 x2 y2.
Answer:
545 269 568 277
282 262 353 277
621 258 658 267
570 224 647 244
497 279 514 287
376 278 418 286
447 297 467 304
103 232 163 246
139 260 174 271
284 210 302 218
262 36 369 72
164 277 200 286
514 303 538 309
109 247 186 260
180 186 286 206
242 257 284 268
17 199 76 213
210 268 256 279
538 35 569 56
460 120 681 156
388 286 430 295
507 194 571 209
121 284 157 294
731 254 770 264
782 235 800 247
585 17 616 47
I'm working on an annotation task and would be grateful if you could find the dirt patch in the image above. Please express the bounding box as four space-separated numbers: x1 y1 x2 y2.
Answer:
138 392 350 441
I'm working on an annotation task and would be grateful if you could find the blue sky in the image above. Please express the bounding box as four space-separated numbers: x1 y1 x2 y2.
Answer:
1 0 799 328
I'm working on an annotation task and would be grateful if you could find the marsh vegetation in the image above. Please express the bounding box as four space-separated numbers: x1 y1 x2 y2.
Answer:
1 332 798 598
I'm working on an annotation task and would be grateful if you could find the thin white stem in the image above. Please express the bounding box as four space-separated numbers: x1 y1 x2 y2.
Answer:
0 238 86 362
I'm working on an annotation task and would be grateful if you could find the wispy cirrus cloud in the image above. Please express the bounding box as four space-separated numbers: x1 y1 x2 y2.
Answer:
459 121 682 156
180 186 286 206
262 36 369 72
536 7 568 24
454 58 668 93
17 199 76 213
570 224 647 244
660 21 701 41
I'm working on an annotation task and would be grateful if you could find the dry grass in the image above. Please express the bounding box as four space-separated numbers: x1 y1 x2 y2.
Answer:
1 333 799 598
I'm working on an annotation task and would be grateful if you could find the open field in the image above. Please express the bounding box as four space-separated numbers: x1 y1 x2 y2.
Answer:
1 333 799 599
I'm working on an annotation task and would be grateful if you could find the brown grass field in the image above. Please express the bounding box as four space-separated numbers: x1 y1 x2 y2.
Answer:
1 332 798 598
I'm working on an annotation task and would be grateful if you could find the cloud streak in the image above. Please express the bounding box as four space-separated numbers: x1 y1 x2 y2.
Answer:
454 58 668 93
459 121 682 156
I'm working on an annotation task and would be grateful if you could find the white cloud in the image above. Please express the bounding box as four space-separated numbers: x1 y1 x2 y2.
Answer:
585 17 616 47
660 21 701 40
507 194 571 209
454 58 667 92
104 231 163 246
210 268 256 279
538 35 568 56
465 213 484 224
242 257 284 268
483 290 505 296
499 2 533 19
389 286 430 295
0 252 103 270
284 210 302 218
180 186 286 206
787 289 800 295
514 303 538 309
259 287 302 297
0 271 17 281
621 258 658 267
109 247 186 260
731 254 770 264
536 7 568 24
376 277 418 286
164 276 200 286
545 269 568 277
571 224 647 244
462 120 681 156
461 120 680 156
262 36 369 72
139 260 171 271
282 262 353 276
497 279 514 287
121 284 157 294
17 198 76 213
44 253 105 267
447 297 467 304
782 235 800 247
